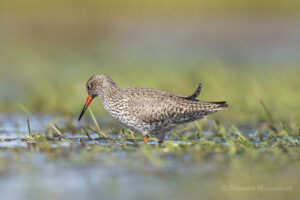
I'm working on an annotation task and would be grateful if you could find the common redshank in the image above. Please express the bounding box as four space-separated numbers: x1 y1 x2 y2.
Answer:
78 74 228 144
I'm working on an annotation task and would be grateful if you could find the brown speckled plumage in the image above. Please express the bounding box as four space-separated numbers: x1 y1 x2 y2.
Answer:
79 74 228 143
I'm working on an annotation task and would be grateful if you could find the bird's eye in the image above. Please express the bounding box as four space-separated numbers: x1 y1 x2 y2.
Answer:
87 84 92 90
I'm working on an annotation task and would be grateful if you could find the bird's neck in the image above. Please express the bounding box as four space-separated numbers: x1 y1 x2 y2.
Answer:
98 84 119 102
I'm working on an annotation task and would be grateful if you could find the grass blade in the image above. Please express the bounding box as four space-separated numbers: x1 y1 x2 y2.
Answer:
26 116 32 136
88 108 107 138
17 103 45 127
232 125 246 142
49 123 63 136
82 127 92 140
259 99 276 131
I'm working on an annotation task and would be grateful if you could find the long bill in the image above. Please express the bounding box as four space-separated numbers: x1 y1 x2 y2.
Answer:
78 95 93 121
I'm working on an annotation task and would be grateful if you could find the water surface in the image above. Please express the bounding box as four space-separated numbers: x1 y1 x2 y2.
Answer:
0 114 298 200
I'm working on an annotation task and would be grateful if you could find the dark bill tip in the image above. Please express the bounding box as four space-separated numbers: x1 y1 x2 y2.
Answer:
78 106 87 121
78 95 93 121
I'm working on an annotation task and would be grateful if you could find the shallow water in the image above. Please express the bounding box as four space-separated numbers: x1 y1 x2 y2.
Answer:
0 114 299 200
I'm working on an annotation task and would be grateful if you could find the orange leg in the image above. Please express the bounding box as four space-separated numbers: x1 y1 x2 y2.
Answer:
144 135 148 144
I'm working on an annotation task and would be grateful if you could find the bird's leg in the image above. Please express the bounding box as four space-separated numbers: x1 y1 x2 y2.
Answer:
144 135 148 144
158 139 164 145
156 132 165 145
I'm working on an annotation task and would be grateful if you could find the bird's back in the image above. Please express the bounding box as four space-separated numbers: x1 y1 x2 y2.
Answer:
115 87 227 127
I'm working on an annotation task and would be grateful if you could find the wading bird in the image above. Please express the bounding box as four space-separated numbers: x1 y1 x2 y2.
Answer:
78 74 228 144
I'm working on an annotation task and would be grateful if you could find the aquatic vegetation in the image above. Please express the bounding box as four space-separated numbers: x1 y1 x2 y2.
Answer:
0 112 299 199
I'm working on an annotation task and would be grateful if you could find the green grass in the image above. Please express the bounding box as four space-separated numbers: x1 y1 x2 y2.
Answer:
1 63 299 123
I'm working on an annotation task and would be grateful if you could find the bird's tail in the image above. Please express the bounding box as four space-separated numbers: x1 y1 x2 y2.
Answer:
199 101 228 113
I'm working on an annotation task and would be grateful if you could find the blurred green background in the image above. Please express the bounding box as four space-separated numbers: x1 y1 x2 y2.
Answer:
0 0 299 122
0 1 300 200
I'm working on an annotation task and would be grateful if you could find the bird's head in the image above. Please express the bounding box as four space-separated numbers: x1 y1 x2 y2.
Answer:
78 74 117 121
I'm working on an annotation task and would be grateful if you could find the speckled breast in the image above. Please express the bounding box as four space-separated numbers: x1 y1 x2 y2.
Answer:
102 100 152 134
